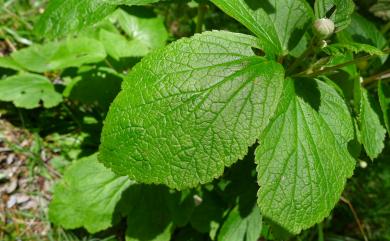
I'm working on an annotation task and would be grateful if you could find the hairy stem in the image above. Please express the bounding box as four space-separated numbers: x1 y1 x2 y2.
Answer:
340 196 368 241
294 48 390 78
195 3 207 33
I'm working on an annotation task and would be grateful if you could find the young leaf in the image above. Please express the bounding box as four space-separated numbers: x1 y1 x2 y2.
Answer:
218 205 262 241
360 88 386 160
323 43 384 56
314 0 355 31
34 0 161 38
99 31 285 189
49 153 132 233
211 0 313 56
255 78 356 234
0 73 62 109
378 80 390 133
98 9 168 60
337 13 388 53
11 38 106 73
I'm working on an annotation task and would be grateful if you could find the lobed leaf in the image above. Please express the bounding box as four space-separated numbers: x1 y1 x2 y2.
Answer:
0 73 62 109
49 153 132 233
255 78 356 234
99 30 285 189
11 37 106 73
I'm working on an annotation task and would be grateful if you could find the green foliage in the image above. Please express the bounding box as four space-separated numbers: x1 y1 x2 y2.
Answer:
217 205 262 241
256 78 355 234
359 88 386 160
211 0 313 56
2 0 390 240
49 154 132 233
99 31 285 189
314 0 355 31
34 0 161 38
0 73 63 108
378 81 390 133
10 37 106 73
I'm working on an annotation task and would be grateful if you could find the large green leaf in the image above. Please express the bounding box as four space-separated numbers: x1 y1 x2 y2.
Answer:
360 88 386 160
35 0 161 37
99 31 285 189
0 73 62 109
314 0 355 31
11 38 106 73
211 0 313 56
218 205 262 241
255 78 356 234
49 153 132 233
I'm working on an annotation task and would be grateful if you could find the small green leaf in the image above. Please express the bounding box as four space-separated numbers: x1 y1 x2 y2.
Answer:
120 185 193 241
98 9 168 60
115 9 168 50
34 0 161 37
323 43 384 56
63 67 123 111
314 0 355 31
360 88 386 160
218 205 262 241
378 80 390 133
211 0 313 55
337 13 387 52
256 78 356 234
99 31 285 189
99 30 149 59
11 38 106 73
49 153 132 233
0 73 62 109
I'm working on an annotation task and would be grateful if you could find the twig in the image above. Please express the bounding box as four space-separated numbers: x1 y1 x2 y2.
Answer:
340 196 369 241
294 49 390 78
362 69 390 86
195 3 207 33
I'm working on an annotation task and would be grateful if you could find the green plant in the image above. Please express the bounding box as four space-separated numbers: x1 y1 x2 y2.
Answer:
2 0 390 240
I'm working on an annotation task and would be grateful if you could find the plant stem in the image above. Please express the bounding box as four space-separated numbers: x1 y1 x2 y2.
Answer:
363 69 390 86
195 3 207 33
340 196 368 241
287 37 317 75
294 48 390 78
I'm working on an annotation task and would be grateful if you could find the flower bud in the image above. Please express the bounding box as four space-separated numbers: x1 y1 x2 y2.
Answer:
313 18 335 39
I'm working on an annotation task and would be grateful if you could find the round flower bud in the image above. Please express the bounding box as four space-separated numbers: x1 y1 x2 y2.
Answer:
313 18 335 39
